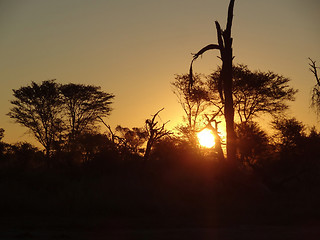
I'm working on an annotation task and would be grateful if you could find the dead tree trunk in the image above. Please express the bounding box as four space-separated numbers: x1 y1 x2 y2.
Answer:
189 0 236 163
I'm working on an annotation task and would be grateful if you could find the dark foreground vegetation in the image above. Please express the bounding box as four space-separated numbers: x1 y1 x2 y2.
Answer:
1 125 320 230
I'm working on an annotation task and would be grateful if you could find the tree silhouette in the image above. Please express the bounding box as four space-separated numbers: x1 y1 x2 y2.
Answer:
60 83 114 148
8 81 115 158
75 133 111 163
115 125 147 155
189 0 236 162
272 117 305 151
8 80 62 158
202 112 225 161
171 74 215 143
235 121 269 167
209 64 297 122
9 142 41 169
309 58 320 116
0 128 4 141
144 108 172 161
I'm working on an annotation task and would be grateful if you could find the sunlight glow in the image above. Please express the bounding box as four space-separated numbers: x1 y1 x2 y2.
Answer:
197 129 215 148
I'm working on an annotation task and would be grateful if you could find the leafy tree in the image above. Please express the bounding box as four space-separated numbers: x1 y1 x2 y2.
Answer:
8 80 62 157
209 65 297 122
272 117 305 151
171 74 215 143
9 142 42 169
115 126 148 155
308 58 320 115
235 121 270 167
75 133 112 163
270 118 320 189
60 83 115 146
8 81 115 157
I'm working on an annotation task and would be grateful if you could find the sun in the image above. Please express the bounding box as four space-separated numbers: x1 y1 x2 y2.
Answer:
197 129 215 148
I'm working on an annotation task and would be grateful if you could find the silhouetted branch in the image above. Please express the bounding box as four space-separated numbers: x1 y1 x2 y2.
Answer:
192 44 221 61
309 58 320 115
201 109 225 161
226 0 235 37
189 44 220 90
309 58 320 85
98 117 116 142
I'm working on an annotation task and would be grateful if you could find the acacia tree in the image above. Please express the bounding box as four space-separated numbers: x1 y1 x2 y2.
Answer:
208 64 297 122
8 81 115 157
189 0 236 162
60 83 115 148
8 80 62 157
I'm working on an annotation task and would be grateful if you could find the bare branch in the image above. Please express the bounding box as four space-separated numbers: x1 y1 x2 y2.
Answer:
192 44 220 60
226 0 235 36
215 21 224 49
309 58 320 85
189 44 220 89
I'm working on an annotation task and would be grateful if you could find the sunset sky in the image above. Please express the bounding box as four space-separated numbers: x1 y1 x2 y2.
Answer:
0 0 319 145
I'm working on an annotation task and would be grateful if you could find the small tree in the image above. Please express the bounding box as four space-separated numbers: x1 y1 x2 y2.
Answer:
8 80 62 157
144 108 172 161
115 125 148 155
235 121 270 167
201 112 225 161
171 74 214 143
272 117 305 151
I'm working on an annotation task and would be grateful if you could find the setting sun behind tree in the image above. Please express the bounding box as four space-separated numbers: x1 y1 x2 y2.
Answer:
197 128 215 148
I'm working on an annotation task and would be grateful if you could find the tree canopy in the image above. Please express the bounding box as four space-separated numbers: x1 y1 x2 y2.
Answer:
171 73 216 143
60 83 114 144
208 65 297 122
8 80 62 156
8 80 114 156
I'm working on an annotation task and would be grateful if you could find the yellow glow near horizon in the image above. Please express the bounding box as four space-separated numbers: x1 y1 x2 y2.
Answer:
197 129 215 148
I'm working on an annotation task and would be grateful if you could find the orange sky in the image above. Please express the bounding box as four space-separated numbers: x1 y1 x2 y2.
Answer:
0 0 319 146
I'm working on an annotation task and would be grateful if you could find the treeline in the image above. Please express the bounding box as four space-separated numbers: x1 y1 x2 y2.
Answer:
0 63 320 225
0 119 319 225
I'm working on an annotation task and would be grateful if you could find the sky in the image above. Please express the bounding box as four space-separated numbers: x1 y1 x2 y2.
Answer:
0 0 319 146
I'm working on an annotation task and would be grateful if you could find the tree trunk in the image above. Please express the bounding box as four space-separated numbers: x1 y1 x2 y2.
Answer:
144 139 153 161
189 0 237 162
219 0 236 163
222 41 236 163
